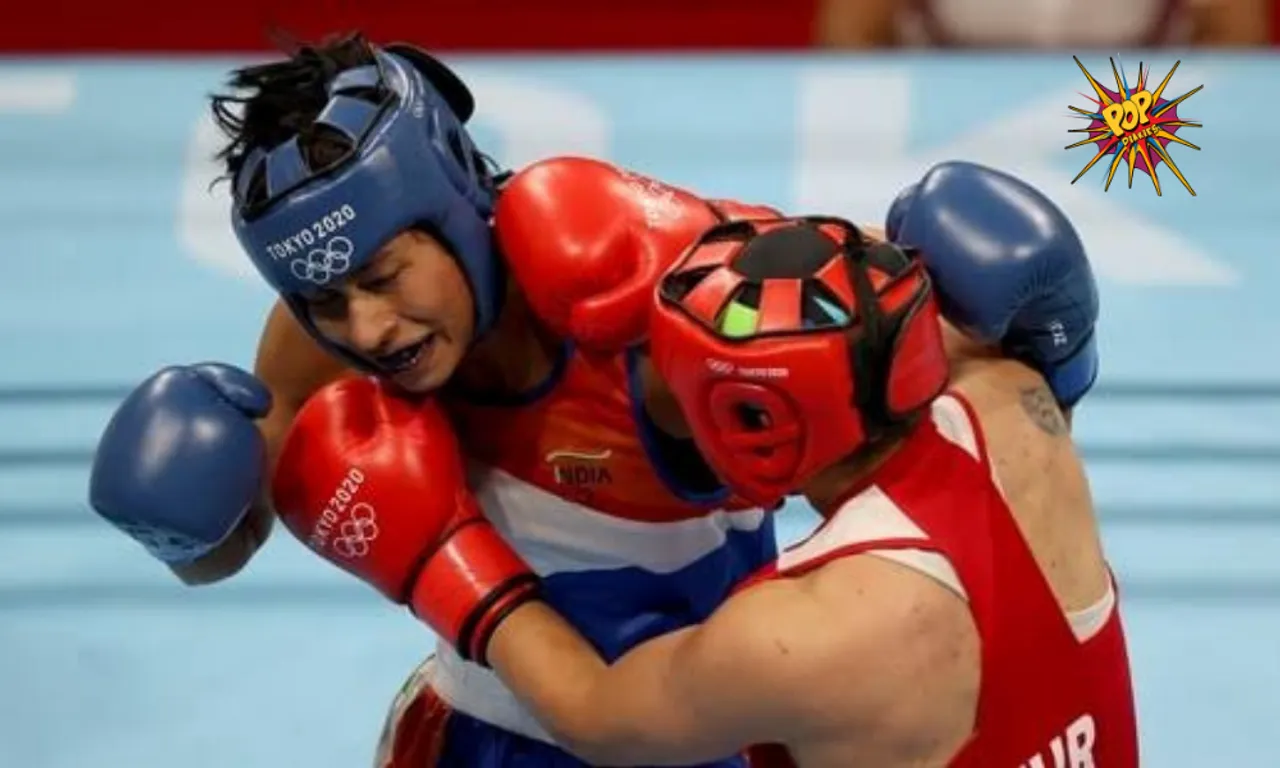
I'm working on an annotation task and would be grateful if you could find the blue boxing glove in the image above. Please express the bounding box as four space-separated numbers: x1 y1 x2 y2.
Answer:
89 363 271 564
886 161 1099 408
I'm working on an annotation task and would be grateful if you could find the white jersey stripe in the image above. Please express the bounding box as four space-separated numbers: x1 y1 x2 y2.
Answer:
469 464 768 576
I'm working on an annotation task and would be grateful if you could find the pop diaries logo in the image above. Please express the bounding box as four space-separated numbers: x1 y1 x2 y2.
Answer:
1066 56 1202 196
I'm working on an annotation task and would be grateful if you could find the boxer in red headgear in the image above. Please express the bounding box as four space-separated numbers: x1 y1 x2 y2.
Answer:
647 215 950 509
265 215 1140 767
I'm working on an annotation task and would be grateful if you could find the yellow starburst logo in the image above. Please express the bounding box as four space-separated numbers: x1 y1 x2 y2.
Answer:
1066 56 1203 196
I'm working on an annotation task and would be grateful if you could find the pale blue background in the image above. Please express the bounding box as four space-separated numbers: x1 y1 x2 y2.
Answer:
0 51 1275 767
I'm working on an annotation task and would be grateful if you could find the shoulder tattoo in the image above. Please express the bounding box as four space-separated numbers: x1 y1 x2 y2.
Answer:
1019 386 1068 436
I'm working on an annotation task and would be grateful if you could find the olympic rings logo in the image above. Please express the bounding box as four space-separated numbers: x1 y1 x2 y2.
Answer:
290 236 354 285
706 358 734 375
333 502 379 559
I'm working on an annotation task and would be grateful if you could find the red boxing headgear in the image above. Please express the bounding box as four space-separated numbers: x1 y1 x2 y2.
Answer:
650 216 949 508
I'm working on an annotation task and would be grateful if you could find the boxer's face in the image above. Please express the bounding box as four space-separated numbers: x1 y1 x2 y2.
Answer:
306 228 475 393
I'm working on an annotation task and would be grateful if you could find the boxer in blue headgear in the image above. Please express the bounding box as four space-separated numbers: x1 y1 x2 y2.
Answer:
228 41 503 391
88 30 1103 768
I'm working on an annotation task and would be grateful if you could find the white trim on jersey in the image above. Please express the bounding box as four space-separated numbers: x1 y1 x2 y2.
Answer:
427 644 560 745
469 464 769 576
929 395 982 461
777 483 971 602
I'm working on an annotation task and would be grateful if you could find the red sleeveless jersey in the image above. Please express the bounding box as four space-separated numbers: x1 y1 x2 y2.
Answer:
745 394 1139 768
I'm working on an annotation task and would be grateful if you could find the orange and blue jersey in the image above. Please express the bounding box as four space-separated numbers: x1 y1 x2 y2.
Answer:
422 341 774 766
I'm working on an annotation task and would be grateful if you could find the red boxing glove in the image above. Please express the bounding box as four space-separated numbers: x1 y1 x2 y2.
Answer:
495 157 727 353
271 377 538 665
709 199 784 222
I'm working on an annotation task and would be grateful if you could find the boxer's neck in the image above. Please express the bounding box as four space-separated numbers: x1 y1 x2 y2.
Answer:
800 422 920 517
453 282 559 397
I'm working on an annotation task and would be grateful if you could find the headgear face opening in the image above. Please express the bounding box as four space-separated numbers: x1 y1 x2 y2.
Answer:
650 217 950 508
230 44 502 375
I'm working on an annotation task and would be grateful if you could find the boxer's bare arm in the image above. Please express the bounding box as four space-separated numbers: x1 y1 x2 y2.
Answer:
949 357 1108 615
488 553 975 767
168 301 350 585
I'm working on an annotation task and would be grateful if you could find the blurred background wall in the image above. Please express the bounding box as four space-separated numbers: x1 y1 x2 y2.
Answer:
1 2 1277 767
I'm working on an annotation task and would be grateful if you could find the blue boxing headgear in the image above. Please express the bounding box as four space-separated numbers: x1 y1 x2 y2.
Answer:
230 44 502 373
